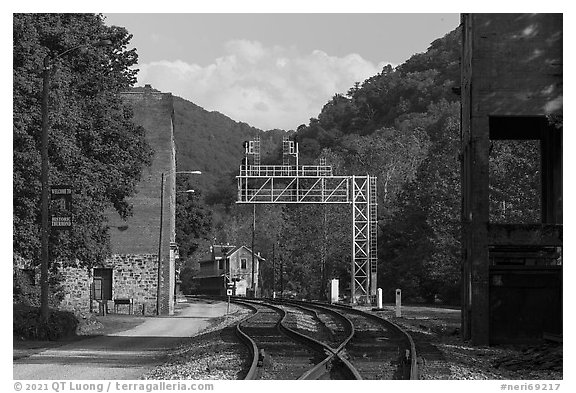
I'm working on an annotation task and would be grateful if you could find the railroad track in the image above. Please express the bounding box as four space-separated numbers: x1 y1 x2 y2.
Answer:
234 300 332 379
318 302 414 379
187 295 417 380
274 302 352 352
233 298 416 380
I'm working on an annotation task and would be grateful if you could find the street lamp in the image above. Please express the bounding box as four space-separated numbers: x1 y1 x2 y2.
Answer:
157 170 201 315
39 39 112 321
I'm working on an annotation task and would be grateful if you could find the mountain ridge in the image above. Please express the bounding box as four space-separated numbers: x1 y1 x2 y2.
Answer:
171 94 288 193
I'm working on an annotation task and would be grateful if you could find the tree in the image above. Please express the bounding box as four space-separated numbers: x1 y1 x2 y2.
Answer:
175 177 213 259
340 127 430 218
489 140 540 223
13 14 153 270
379 101 461 303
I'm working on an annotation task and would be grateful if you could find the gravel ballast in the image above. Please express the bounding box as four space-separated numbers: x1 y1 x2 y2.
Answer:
364 305 562 380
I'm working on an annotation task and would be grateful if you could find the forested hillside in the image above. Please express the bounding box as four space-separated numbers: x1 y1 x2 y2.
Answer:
172 96 287 193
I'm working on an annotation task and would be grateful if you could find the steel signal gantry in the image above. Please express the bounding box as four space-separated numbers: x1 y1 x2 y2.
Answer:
236 137 378 304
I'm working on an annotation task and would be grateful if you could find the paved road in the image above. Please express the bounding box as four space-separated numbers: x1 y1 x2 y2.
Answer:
13 299 231 380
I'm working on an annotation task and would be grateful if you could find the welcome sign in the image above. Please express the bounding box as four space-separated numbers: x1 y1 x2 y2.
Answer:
50 185 72 230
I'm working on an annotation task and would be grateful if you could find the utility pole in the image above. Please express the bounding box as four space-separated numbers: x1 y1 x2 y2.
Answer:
251 203 256 296
39 55 51 321
157 171 201 315
280 255 284 298
272 242 276 297
320 204 327 300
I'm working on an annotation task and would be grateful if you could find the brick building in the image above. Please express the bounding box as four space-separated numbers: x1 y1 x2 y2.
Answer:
58 85 178 316
194 245 263 296
460 14 562 344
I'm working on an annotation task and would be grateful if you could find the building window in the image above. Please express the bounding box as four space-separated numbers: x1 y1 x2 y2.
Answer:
241 258 247 269
218 259 224 270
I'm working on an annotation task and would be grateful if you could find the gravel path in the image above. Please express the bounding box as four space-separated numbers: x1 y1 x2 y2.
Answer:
13 299 233 380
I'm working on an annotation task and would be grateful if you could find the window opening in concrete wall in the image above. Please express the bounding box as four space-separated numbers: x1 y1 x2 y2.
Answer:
489 245 562 266
241 258 247 269
488 116 552 224
488 139 541 224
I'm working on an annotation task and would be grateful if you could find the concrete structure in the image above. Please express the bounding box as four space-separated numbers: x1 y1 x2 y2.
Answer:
460 14 562 344
194 245 263 296
105 85 177 315
55 85 178 316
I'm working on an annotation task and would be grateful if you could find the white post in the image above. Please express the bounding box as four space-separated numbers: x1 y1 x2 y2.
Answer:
377 288 383 309
330 279 339 304
395 288 402 317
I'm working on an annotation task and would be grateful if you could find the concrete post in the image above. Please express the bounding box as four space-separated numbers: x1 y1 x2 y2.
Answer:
330 279 339 304
377 288 383 309
395 288 401 317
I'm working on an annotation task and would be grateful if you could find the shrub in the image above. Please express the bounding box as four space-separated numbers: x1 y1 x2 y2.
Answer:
13 304 79 341
13 266 65 308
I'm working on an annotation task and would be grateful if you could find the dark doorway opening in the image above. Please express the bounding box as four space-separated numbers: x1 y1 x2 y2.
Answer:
93 268 112 301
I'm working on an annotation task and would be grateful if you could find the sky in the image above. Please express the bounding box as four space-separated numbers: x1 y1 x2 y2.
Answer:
103 13 460 131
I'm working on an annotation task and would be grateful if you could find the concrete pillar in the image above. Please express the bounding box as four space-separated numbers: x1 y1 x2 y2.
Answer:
395 289 401 317
330 279 339 304
469 116 491 346
541 125 563 224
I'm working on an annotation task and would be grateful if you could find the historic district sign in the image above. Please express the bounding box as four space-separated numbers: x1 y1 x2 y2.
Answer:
50 185 72 230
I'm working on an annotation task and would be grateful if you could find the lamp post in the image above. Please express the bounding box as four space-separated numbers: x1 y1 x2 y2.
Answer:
157 170 201 315
39 39 111 321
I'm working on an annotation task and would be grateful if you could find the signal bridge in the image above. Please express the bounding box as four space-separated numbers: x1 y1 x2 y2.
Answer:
236 136 378 304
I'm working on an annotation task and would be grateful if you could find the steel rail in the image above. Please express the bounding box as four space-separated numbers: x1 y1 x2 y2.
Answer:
234 298 359 380
183 295 261 380
235 299 326 379
185 295 416 379
306 300 419 380
273 302 356 380
268 299 362 379
232 301 260 380
280 301 363 380
284 301 355 352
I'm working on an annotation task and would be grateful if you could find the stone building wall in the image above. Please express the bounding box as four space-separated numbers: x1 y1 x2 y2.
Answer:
107 254 158 316
58 254 159 316
59 266 91 314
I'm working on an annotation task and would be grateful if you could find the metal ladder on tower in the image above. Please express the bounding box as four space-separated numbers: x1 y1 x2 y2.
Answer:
369 176 378 298
252 136 261 167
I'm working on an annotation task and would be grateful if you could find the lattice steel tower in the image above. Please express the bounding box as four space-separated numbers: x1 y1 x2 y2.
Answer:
237 137 378 303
